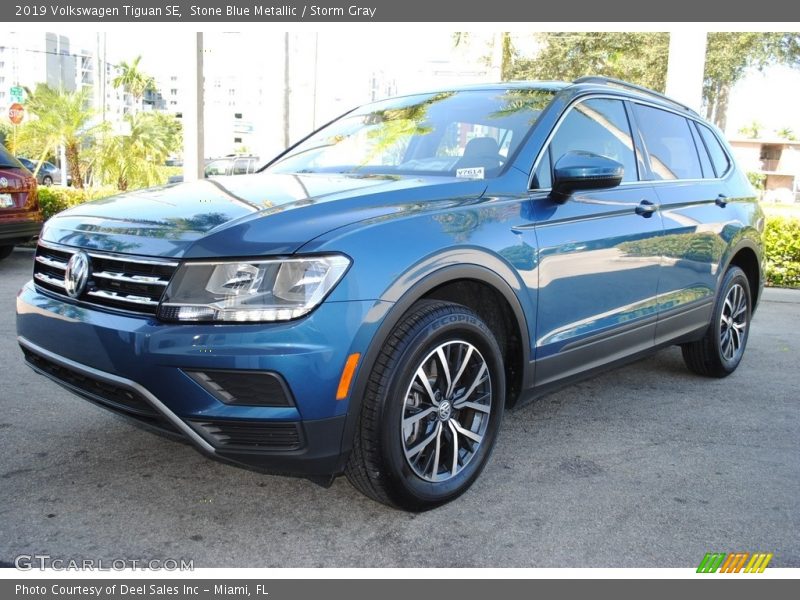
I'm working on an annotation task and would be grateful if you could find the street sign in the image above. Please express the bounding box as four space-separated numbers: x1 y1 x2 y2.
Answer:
8 103 25 125
9 86 24 104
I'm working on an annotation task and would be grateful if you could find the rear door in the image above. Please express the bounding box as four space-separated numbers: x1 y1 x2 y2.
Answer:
631 104 730 344
527 97 664 386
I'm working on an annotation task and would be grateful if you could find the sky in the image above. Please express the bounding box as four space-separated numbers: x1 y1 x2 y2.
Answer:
72 30 800 140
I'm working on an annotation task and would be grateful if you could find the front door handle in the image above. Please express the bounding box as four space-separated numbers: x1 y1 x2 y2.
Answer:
715 194 729 208
635 199 658 217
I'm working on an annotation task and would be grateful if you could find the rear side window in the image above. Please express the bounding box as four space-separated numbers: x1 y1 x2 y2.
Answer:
233 159 251 175
548 98 640 183
696 123 731 178
635 104 703 180
688 123 714 178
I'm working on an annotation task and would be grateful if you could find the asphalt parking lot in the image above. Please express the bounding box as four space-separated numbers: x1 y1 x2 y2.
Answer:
1 247 798 568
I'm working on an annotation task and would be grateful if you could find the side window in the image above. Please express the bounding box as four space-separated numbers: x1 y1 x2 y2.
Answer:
697 123 731 178
204 160 228 177
549 98 639 183
532 148 552 189
233 159 250 175
635 104 703 180
689 122 714 178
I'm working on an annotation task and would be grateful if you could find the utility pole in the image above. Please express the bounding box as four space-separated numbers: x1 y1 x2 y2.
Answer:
312 33 318 129
283 32 290 148
665 31 707 113
183 32 205 182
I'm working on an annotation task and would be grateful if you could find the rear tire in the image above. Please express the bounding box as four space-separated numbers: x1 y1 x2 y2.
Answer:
345 300 505 511
681 266 752 377
0 245 13 261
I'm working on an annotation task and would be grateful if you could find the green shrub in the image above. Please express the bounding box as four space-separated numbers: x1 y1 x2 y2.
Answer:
764 215 800 288
37 186 117 221
747 171 766 191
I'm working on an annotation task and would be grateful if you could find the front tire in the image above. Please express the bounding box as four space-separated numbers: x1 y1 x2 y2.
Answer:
345 300 505 511
682 266 752 377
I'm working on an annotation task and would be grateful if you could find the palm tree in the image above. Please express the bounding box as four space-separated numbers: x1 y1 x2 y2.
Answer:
15 84 95 189
93 111 182 190
112 56 156 105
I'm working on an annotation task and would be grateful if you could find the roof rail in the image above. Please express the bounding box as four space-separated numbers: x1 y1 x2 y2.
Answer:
572 76 698 115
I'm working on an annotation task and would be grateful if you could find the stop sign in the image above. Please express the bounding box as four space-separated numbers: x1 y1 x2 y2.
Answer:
8 103 24 125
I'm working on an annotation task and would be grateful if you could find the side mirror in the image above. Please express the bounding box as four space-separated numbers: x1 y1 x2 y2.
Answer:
550 151 624 203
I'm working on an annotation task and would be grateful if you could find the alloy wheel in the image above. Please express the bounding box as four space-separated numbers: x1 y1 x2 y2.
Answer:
720 282 748 362
400 340 492 482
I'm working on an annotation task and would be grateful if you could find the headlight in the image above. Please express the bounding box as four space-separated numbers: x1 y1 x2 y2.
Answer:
158 255 351 322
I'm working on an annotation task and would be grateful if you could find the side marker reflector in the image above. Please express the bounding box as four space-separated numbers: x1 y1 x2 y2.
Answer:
336 353 361 400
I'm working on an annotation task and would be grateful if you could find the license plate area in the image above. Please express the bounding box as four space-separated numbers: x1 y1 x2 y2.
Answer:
0 193 14 208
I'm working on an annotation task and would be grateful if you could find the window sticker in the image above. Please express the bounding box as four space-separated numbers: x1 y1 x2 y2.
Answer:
456 167 485 179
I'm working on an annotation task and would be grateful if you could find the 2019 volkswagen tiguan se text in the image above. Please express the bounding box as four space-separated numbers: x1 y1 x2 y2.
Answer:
17 77 764 510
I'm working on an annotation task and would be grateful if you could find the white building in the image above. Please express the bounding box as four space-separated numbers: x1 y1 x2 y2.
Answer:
0 32 86 112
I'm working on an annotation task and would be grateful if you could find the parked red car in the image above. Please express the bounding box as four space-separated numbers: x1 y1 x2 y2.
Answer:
0 143 42 261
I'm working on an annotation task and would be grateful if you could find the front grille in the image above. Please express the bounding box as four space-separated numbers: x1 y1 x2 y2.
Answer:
33 241 178 315
189 419 303 451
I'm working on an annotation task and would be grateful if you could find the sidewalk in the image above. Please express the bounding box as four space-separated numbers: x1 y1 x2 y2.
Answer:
763 286 800 304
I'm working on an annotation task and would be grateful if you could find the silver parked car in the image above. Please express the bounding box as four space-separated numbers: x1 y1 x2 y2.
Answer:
17 158 62 186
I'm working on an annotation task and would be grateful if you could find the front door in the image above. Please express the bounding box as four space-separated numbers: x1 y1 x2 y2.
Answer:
526 97 665 386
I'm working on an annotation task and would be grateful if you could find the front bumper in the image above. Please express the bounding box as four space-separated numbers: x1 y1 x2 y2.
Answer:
17 282 385 477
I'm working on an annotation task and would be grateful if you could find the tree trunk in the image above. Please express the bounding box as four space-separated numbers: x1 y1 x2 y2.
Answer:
713 84 730 132
501 33 514 81
65 142 83 189
705 82 718 121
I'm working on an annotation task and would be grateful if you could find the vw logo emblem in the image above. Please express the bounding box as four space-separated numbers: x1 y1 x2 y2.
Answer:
64 251 90 298
0 177 8 189
437 400 452 421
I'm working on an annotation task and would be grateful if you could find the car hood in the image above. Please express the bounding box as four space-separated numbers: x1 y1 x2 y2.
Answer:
41 172 487 258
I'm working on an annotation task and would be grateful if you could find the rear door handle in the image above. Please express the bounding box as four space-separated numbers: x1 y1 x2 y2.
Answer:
715 194 729 208
635 199 658 217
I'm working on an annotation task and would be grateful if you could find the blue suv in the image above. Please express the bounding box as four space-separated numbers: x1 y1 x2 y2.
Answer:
17 77 764 510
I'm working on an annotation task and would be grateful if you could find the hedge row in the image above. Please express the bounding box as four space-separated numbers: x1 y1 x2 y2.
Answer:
37 186 118 221
765 215 800 288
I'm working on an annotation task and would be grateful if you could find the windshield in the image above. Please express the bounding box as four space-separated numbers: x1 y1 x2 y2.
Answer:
268 89 555 179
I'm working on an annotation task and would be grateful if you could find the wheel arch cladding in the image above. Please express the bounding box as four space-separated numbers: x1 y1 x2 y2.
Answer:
424 279 524 408
339 264 531 458
727 245 761 310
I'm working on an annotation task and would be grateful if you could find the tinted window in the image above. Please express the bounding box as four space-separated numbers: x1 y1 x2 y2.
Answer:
233 159 250 175
697 123 731 177
635 105 703 180
689 123 714 178
204 160 230 177
549 98 639 183
532 147 552 189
